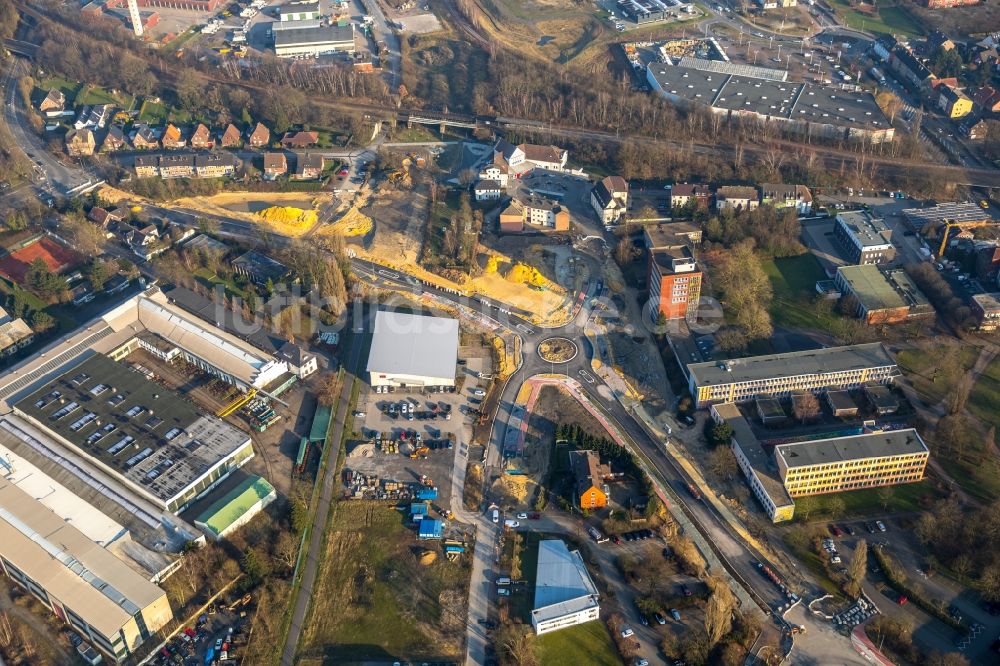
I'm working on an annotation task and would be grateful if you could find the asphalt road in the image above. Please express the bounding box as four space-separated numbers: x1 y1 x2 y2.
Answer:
278 308 366 666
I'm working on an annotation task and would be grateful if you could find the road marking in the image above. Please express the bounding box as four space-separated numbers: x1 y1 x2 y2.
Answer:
515 324 534 335
578 369 595 384
377 269 400 279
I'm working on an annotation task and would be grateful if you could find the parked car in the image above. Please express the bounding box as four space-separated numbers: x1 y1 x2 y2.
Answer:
681 584 692 597
876 520 887 532
497 587 510 596
620 627 634 638
517 512 528 520
473 389 486 397
654 612 666 625
670 608 682 621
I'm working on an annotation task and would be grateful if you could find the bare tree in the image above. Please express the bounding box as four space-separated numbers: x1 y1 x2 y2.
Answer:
793 391 820 423
845 538 867 598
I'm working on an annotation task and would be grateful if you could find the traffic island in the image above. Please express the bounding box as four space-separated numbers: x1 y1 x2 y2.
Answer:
537 337 578 364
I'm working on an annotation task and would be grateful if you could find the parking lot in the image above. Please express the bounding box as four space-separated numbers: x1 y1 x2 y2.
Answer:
342 351 493 508
513 170 601 232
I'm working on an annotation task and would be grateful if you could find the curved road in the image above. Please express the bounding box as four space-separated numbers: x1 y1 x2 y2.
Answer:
350 257 797 665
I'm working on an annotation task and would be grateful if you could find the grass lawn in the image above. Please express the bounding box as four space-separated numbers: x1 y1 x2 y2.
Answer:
138 99 169 124
36 76 80 103
969 354 1000 430
192 268 248 300
535 621 620 666
762 253 841 332
826 0 923 37
390 125 439 143
164 28 201 51
299 501 468 661
896 345 978 405
781 531 844 598
796 479 944 520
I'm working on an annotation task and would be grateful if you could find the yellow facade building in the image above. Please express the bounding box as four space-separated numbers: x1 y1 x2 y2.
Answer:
776 429 928 496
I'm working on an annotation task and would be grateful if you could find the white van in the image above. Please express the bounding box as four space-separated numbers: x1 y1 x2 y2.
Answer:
496 577 511 586
492 509 499 524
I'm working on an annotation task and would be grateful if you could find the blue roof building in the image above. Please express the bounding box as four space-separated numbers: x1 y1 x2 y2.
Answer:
417 518 443 540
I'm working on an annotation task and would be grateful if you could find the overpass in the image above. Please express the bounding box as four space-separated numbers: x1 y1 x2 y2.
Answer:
2 38 39 58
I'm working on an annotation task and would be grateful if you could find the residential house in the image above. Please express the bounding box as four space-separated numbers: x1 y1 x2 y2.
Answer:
919 0 978 7
972 85 1000 113
938 85 973 118
65 129 96 157
70 283 94 305
189 123 215 149
101 126 128 152
965 119 988 141
104 274 131 295
478 153 509 188
971 292 1000 331
493 139 568 173
131 124 159 150
889 45 936 91
134 154 160 178
281 131 319 148
715 186 759 212
161 123 186 149
73 104 112 130
569 450 610 510
590 176 629 225
87 206 125 235
248 122 271 148
873 35 897 63
159 154 196 179
760 183 812 214
669 183 711 210
37 89 65 116
0 316 34 357
498 192 570 234
220 123 242 148
277 341 318 378
474 180 502 201
292 153 324 180
926 30 955 54
194 153 237 178
263 152 288 180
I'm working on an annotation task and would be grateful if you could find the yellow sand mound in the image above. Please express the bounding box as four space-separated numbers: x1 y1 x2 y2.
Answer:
484 256 501 274
331 209 373 237
504 262 548 289
256 206 318 227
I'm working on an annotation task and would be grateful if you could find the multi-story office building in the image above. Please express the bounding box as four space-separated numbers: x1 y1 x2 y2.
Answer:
647 245 702 321
687 343 898 408
834 211 895 265
775 429 929 496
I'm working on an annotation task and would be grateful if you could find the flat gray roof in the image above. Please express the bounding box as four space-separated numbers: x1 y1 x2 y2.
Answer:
533 539 599 611
973 292 1000 313
689 343 896 387
837 265 907 310
713 403 792 508
274 24 354 47
367 310 458 381
776 428 928 469
837 211 892 248
647 63 890 131
15 354 250 505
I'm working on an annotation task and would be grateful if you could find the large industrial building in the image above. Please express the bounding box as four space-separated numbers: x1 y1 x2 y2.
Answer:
14 354 254 514
0 478 173 661
530 540 600 635
273 24 356 57
646 61 894 143
367 310 459 388
901 201 993 232
687 343 898 408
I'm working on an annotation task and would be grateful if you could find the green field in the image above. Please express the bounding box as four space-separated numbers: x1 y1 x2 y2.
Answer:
36 76 80 103
762 254 841 332
299 501 468 661
896 345 978 405
193 268 248 300
796 479 944 521
535 620 621 666
389 125 439 143
138 99 169 124
826 0 923 37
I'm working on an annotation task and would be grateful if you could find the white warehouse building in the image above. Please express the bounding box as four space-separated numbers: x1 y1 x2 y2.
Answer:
366 310 459 388
531 540 600 634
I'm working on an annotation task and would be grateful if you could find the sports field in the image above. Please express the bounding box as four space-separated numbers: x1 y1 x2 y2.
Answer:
0 237 83 284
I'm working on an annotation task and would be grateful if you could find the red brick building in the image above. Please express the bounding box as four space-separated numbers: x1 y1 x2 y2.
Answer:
647 245 702 321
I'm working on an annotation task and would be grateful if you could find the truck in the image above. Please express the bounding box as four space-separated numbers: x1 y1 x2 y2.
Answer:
686 483 702 500
869 67 886 86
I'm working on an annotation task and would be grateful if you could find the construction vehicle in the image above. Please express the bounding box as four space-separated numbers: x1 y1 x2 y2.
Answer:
937 219 1000 257
409 445 430 459
218 388 256 417
227 594 252 611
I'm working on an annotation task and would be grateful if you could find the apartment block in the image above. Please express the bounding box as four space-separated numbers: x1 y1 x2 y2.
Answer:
775 429 929 496
647 245 701 322
687 343 898 408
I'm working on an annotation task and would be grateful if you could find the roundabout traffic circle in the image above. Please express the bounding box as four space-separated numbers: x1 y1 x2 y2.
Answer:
537 337 578 363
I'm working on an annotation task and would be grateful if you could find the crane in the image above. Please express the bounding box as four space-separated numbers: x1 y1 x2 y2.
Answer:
936 219 1000 258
